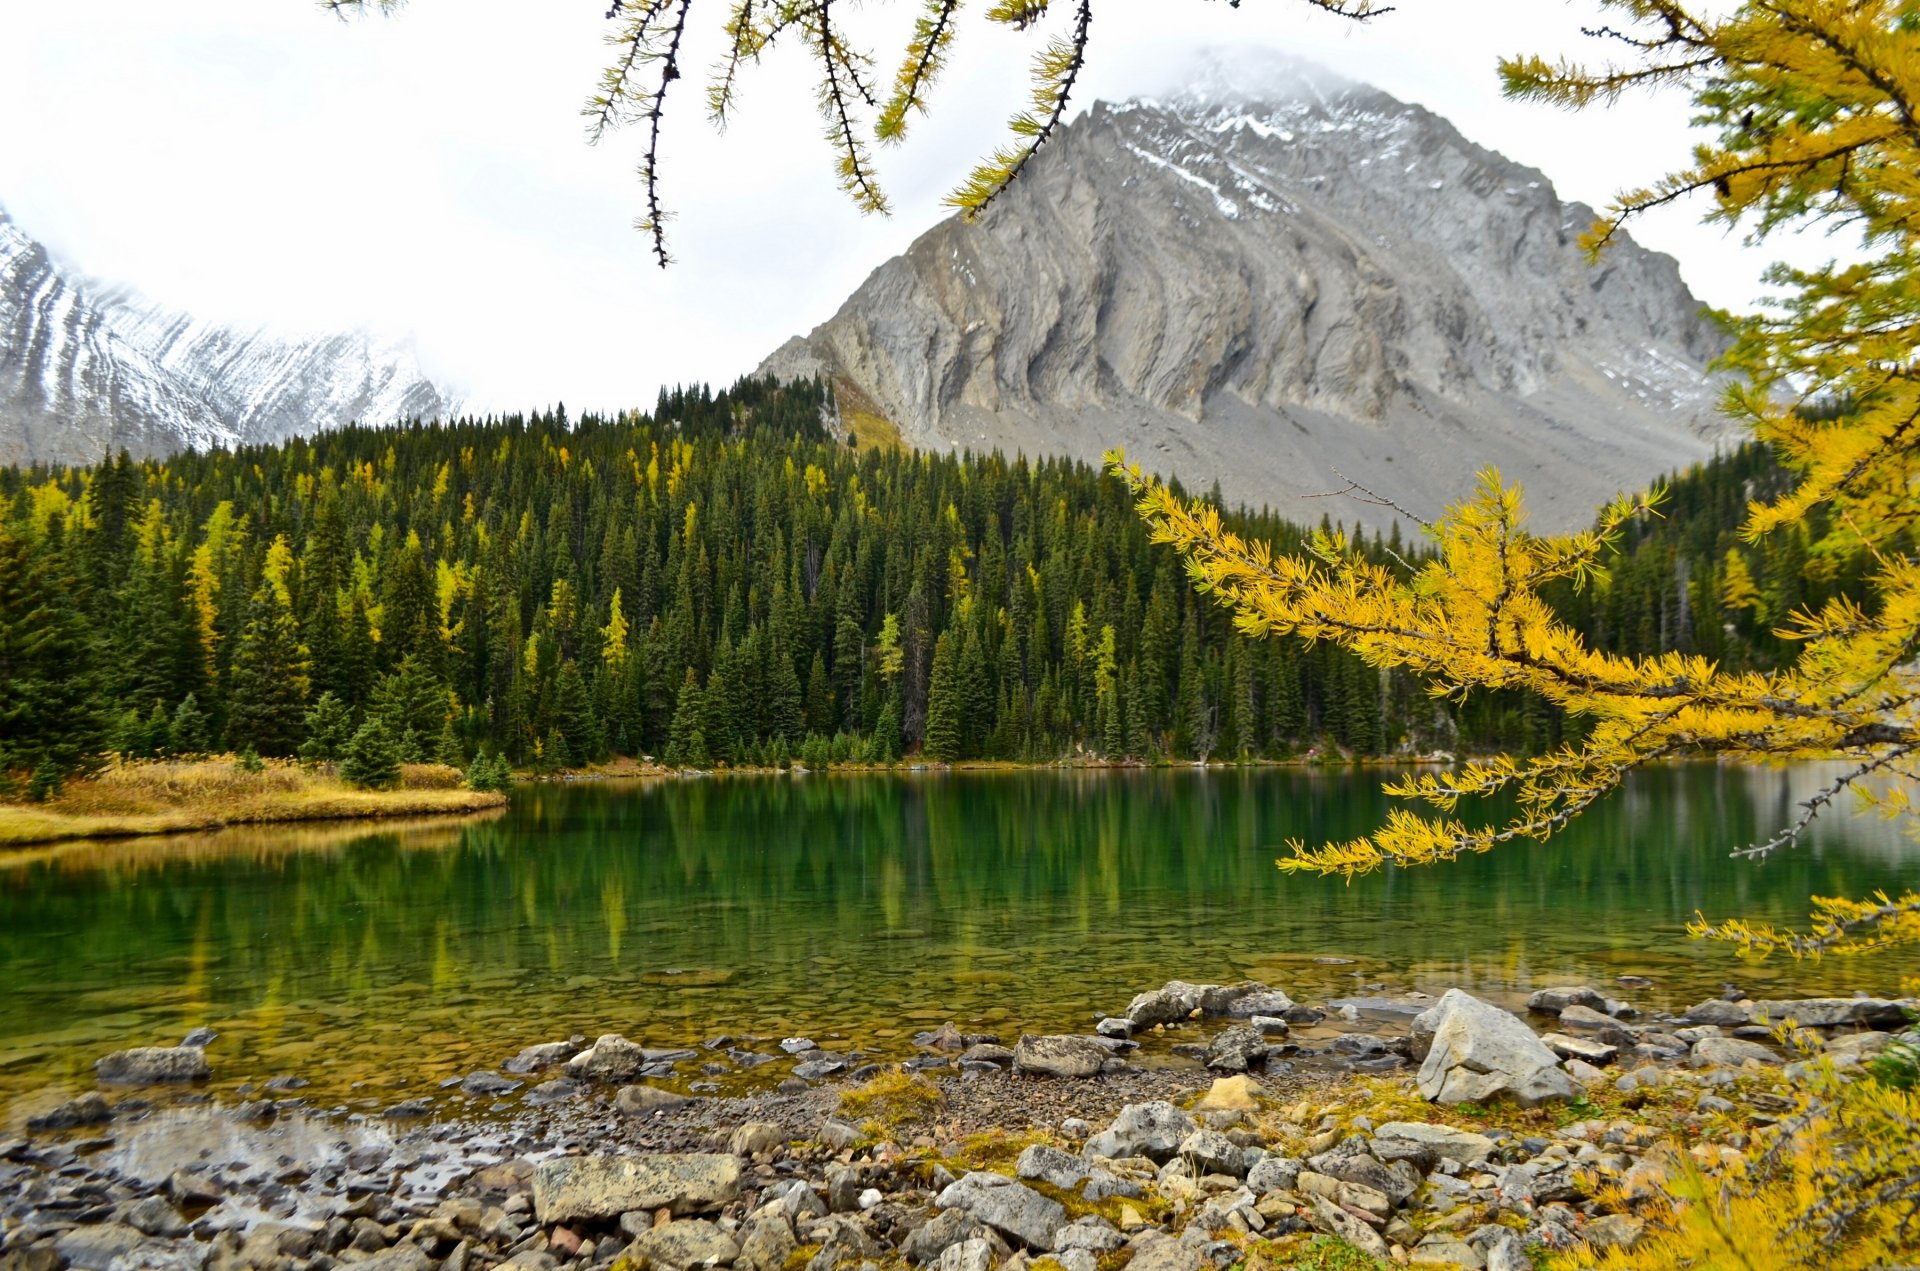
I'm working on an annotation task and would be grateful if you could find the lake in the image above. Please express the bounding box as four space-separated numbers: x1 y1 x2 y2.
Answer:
2 762 1914 1124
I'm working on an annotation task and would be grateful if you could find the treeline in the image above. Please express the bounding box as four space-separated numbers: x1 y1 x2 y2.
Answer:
0 377 1859 783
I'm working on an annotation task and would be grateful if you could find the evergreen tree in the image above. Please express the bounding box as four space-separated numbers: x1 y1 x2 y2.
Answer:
923 632 962 762
297 692 355 764
225 581 312 758
169 693 211 758
664 668 710 768
339 718 403 789
0 522 107 776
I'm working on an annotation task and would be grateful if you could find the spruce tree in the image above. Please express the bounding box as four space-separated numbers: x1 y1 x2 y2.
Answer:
225 583 312 757
339 718 403 790
664 668 709 768
169 693 210 758
297 692 355 764
922 632 962 762
0 521 107 776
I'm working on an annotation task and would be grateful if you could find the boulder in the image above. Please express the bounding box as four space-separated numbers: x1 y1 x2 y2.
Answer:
94 1046 209 1085
1052 1217 1126 1254
1177 1129 1247 1178
1123 1234 1207 1271
532 1154 742 1224
1012 1035 1108 1078
1124 981 1206 1027
1752 997 1905 1029
620 1219 740 1270
54 1226 147 1271
1306 1196 1389 1259
1372 1121 1495 1166
729 1122 785 1156
1223 989 1299 1019
1015 1144 1090 1190
1414 989 1576 1106
934 1172 1066 1250
1556 1005 1636 1045
929 1238 993 1271
1194 1074 1263 1111
1203 1026 1269 1073
1538 1033 1618 1066
736 1213 798 1271
1083 1101 1196 1162
1526 986 1608 1014
617 1084 692 1115
1690 1037 1780 1068
1245 1155 1302 1195
902 1210 992 1265
565 1035 650 1083
1683 999 1753 1027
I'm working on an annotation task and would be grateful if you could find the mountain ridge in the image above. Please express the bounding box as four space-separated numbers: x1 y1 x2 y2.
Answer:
0 204 456 466
761 64 1739 530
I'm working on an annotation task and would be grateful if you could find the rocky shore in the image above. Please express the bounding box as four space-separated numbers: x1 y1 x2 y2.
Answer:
4 979 1912 1271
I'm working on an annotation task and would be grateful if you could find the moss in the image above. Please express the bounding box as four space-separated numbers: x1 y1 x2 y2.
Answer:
838 1069 943 1134
782 1244 822 1271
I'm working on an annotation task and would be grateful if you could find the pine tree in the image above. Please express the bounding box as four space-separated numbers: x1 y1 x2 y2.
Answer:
339 718 403 789
664 668 710 768
297 692 355 764
923 632 962 762
0 521 107 776
225 577 312 758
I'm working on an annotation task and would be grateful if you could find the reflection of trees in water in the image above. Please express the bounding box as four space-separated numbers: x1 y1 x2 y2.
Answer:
1 768 1915 1050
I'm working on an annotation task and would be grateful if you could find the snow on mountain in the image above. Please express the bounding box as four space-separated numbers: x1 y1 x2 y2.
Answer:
0 203 456 466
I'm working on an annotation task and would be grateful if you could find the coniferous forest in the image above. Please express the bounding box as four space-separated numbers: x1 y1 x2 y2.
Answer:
0 377 1880 783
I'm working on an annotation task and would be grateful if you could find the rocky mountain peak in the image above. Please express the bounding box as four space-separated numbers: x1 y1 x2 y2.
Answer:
0 201 457 467
761 60 1737 530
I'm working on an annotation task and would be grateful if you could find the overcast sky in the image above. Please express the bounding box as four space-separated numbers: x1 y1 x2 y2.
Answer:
0 0 1832 416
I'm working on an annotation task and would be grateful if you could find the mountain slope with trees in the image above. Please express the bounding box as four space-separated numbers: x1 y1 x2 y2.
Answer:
0 376 1842 785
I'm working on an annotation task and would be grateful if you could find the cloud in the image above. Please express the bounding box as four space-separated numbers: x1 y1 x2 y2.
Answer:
0 0 1830 418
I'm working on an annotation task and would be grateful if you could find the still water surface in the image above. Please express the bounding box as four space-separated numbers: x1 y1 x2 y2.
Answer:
1 764 1914 1123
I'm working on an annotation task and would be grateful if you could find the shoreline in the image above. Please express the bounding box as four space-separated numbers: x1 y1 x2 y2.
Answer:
7 978 1911 1270
0 760 507 849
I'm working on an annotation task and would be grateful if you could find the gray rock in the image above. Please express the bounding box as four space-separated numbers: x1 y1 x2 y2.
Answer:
1411 1237 1483 1267
1245 1155 1301 1195
106 1241 207 1271
1556 1005 1635 1045
1202 1026 1269 1073
1413 989 1576 1106
621 1218 740 1270
460 1071 522 1097
1124 982 1206 1028
524 1078 582 1106
1306 1196 1389 1259
903 1210 992 1265
793 1056 847 1081
1526 987 1607 1014
1053 1217 1126 1254
55 1225 146 1271
504 1041 579 1074
1016 1144 1090 1190
805 1216 881 1271
1538 1032 1618 1065
1223 989 1297 1019
1485 1233 1530 1271
1124 1233 1206 1271
1584 1213 1646 1251
617 1084 692 1115
1081 1170 1145 1202
532 1154 743 1224
929 1239 993 1271
94 1046 210 1085
1373 1121 1495 1166
1752 997 1906 1029
118 1196 188 1239
1690 1037 1780 1068
756 76 1734 536
1012 1035 1109 1079
935 1172 1068 1250
1684 999 1754 1027
1095 1018 1133 1039
959 1044 1014 1067
27 1091 112 1130
1084 1101 1196 1162
729 1122 785 1156
566 1035 651 1082
737 1213 799 1271
817 1119 864 1152
1177 1130 1247 1178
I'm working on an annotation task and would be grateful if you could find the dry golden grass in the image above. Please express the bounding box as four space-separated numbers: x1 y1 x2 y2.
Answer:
0 758 505 847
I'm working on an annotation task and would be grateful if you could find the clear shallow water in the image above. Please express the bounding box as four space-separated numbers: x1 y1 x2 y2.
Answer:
1 764 1914 1125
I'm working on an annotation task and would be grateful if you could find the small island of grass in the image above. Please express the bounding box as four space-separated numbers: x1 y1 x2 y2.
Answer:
0 758 507 848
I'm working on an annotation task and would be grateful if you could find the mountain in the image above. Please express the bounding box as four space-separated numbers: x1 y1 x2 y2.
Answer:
0 204 456 466
761 57 1739 530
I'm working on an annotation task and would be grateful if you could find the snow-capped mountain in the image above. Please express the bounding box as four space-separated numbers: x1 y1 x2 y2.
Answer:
763 56 1739 530
0 203 456 466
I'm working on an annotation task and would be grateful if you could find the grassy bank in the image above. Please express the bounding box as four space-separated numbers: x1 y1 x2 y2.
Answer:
0 759 506 847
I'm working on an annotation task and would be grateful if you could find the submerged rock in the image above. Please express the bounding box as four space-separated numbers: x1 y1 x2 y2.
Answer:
95 1046 210 1085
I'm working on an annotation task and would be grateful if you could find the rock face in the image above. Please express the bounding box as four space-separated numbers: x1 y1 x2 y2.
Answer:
0 202 454 465
760 53 1734 531
1414 989 1575 1106
530 1154 742 1224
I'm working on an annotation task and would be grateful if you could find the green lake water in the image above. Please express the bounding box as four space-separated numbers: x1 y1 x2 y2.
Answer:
2 763 1914 1125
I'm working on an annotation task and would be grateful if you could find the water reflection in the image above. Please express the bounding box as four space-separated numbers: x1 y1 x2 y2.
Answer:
1 764 1913 1122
